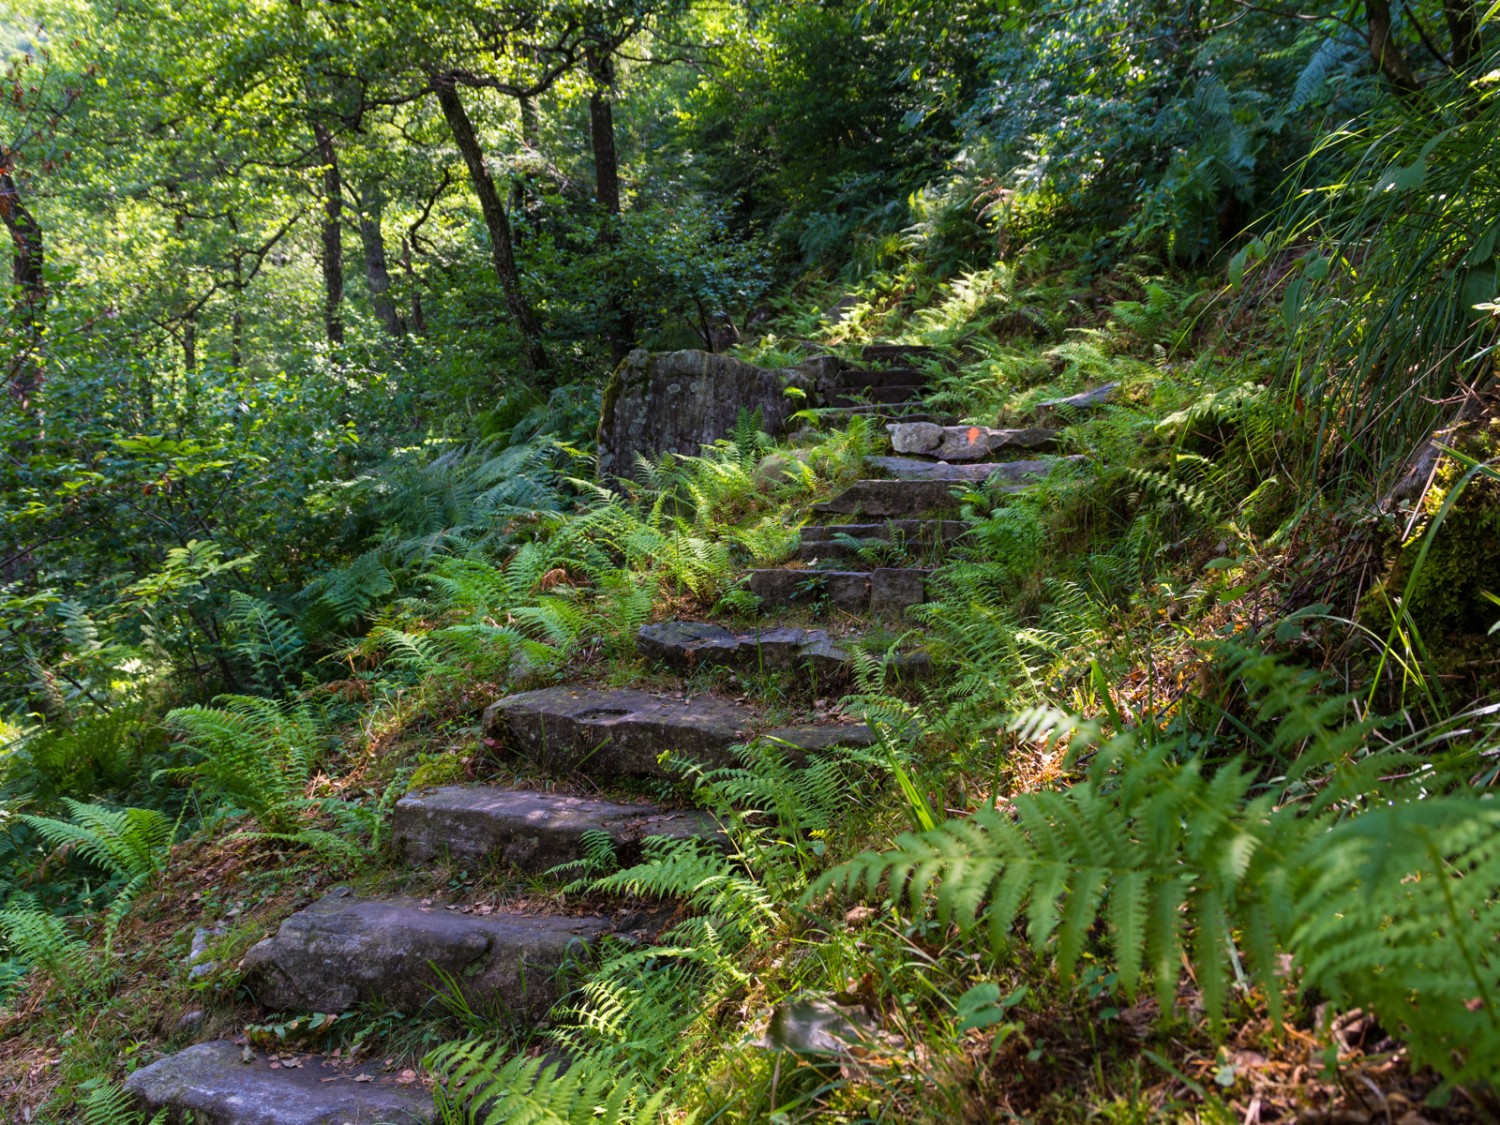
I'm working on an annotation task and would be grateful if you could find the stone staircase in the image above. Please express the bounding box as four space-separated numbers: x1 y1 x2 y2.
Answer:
123 349 1107 1125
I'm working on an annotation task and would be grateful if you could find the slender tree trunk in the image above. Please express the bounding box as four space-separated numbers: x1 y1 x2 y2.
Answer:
401 238 426 336
1366 0 1422 92
359 180 403 337
183 315 197 372
1 169 44 411
227 213 244 368
433 76 548 376
587 48 633 364
312 122 345 346
1442 0 1482 69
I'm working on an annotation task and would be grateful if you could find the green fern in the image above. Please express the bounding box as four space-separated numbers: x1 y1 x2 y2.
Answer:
812 650 1500 1081
77 1081 167 1125
0 903 90 986
20 799 173 947
226 591 306 695
162 696 326 835
428 1041 674 1125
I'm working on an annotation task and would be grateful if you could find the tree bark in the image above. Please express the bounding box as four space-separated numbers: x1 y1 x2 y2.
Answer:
433 76 548 376
1366 0 1422 93
1 168 44 410
1442 0 1482 69
183 314 197 372
359 180 403 337
312 122 345 345
587 47 633 364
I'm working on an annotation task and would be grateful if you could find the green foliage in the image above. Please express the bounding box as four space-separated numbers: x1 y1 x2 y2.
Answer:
0 900 91 985
1272 62 1500 497
76 1082 167 1125
162 696 328 836
815 647 1500 1084
20 799 173 945
429 1042 674 1125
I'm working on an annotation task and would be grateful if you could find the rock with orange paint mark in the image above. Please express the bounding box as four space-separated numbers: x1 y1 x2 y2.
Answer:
887 422 1059 461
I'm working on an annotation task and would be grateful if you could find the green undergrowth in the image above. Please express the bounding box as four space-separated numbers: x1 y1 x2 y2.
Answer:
4 258 1498 1122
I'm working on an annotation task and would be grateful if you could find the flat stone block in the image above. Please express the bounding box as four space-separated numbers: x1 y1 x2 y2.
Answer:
393 786 719 873
488 687 754 776
240 890 618 1018
823 571 871 611
637 621 849 675
813 480 963 517
747 568 812 608
126 1041 434 1125
869 569 930 615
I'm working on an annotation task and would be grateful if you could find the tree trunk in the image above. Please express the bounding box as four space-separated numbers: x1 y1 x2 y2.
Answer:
1 169 44 411
313 122 345 346
433 76 548 376
401 238 426 336
587 48 633 364
1442 0 1482 69
183 314 197 372
1366 0 1422 92
359 181 403 337
588 53 621 216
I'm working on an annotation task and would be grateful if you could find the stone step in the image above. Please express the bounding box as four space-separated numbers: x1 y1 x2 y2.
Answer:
637 620 931 679
487 687 874 778
887 422 1060 461
826 384 925 407
747 567 931 615
126 1040 434 1125
1035 382 1118 422
795 519 968 562
865 455 1079 483
861 343 949 368
638 620 848 674
834 366 930 390
799 520 969 544
394 786 719 873
817 405 958 426
240 889 621 1018
813 479 967 517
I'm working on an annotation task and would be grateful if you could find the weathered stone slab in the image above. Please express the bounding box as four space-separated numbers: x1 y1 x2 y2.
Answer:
638 621 849 675
745 569 870 611
867 455 1073 482
761 724 877 753
860 344 947 367
825 571 871 610
1037 382 1118 417
870 568 930 615
827 384 926 407
813 480 965 517
489 686 876 774
393 786 719 873
489 687 754 776
240 890 617 1017
990 427 1063 452
887 422 1060 461
598 349 815 481
126 1041 434 1125
799 520 969 545
836 366 929 390
745 568 809 608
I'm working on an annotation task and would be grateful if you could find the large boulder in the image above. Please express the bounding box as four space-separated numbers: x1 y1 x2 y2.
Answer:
598 349 815 481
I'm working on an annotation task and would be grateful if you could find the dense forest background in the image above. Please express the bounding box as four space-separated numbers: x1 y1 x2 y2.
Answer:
2 0 1499 1120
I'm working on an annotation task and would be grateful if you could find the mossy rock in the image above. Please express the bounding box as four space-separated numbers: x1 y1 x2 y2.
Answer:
1365 447 1500 642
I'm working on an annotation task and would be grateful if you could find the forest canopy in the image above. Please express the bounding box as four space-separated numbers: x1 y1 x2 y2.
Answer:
2 0 1499 1120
